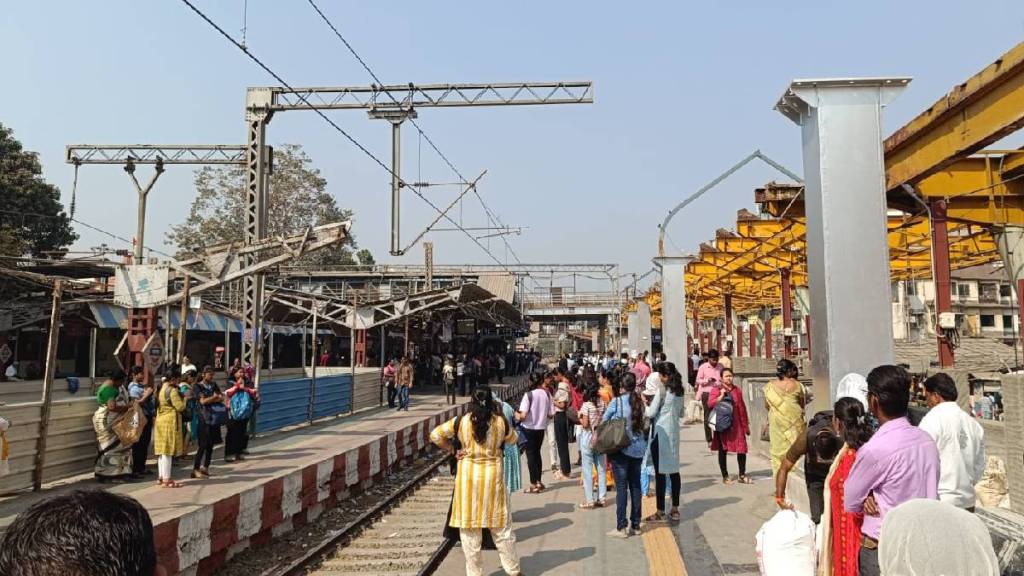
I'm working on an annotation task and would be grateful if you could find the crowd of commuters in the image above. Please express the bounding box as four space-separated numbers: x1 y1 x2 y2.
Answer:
90 358 260 487
6 340 1005 576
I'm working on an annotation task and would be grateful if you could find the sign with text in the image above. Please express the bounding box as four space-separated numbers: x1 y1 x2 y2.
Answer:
114 265 169 308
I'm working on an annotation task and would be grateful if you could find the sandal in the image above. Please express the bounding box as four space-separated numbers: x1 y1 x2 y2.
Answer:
669 509 681 522
644 512 666 523
160 480 183 488
722 476 736 485
579 502 597 510
738 475 754 485
596 498 607 507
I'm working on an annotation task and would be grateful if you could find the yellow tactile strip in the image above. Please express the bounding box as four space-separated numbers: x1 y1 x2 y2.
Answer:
640 495 689 576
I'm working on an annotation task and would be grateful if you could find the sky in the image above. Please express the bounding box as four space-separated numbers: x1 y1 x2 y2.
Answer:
3 1 1024 295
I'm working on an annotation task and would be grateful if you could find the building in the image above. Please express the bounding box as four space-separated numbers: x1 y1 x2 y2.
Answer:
892 263 1020 345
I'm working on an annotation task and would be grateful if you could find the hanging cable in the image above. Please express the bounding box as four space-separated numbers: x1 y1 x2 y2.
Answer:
178 0 513 271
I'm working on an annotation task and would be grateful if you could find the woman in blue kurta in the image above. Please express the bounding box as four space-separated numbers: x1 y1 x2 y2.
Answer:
645 362 684 521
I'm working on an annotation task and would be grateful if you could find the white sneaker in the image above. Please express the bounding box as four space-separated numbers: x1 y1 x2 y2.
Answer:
606 528 630 539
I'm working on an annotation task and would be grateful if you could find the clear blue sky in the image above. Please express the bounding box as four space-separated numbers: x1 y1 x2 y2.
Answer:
3 1 1024 293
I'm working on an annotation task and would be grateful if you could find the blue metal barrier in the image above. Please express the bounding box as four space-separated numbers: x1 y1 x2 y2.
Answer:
254 375 353 433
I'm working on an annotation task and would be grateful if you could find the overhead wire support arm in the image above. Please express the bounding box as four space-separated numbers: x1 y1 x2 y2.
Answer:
657 150 803 256
263 82 594 111
399 170 487 255
66 144 247 165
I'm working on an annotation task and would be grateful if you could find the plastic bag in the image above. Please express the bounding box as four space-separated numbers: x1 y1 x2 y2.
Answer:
755 509 816 576
975 456 1010 509
111 404 147 448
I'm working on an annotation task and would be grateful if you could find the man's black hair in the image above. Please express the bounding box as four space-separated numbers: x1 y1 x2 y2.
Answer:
867 364 911 418
0 490 157 576
707 349 719 360
130 365 145 376
923 372 958 402
111 369 128 383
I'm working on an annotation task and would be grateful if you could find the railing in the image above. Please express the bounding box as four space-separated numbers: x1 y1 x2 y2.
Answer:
524 292 621 309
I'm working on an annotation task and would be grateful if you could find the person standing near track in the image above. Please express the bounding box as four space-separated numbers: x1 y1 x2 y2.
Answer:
397 357 414 411
601 371 648 538
431 388 521 576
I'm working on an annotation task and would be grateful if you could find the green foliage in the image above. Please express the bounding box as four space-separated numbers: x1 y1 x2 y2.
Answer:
355 248 375 266
0 122 77 258
167 144 370 267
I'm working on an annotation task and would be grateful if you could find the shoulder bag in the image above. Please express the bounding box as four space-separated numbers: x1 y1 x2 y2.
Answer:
515 391 531 451
593 397 631 454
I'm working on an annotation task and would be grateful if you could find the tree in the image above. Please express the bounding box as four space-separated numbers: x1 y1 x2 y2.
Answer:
167 144 369 267
355 249 375 266
0 122 77 258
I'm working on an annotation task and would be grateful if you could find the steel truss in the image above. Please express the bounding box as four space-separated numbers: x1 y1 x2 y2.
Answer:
66 145 246 165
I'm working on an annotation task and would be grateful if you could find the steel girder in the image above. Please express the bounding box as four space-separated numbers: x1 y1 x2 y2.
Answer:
66 145 246 165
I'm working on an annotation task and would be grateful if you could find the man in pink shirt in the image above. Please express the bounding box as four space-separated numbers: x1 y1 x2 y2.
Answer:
695 349 724 444
844 365 940 576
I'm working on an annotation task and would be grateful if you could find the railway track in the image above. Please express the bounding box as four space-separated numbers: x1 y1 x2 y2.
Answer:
276 455 456 576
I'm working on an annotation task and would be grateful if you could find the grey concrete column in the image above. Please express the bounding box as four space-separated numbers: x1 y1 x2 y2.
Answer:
654 256 694 367
627 310 639 354
776 77 909 413
636 302 652 356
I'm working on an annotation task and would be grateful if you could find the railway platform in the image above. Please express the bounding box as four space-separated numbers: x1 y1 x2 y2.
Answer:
0 376 529 575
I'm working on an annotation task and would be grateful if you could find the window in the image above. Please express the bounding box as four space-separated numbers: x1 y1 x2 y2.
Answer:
958 283 971 298
905 282 917 296
1003 315 1015 331
980 283 998 303
981 314 996 328
1001 284 1013 298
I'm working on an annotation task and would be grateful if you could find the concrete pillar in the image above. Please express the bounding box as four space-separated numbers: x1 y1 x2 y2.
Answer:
636 302 652 356
781 268 794 358
931 200 955 368
627 310 639 354
776 77 908 411
1002 374 1024 515
737 323 745 357
653 256 694 367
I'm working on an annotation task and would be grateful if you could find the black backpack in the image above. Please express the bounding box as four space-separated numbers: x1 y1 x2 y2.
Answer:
805 410 839 478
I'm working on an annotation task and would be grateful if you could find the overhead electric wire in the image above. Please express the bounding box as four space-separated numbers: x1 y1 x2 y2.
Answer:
178 0 512 271
303 0 530 273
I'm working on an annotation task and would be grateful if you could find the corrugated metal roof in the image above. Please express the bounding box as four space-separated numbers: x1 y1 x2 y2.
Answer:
476 274 516 304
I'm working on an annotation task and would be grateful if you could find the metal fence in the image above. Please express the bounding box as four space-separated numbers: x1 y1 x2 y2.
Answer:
254 375 353 433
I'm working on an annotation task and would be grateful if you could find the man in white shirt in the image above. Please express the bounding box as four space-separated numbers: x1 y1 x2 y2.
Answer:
918 373 986 511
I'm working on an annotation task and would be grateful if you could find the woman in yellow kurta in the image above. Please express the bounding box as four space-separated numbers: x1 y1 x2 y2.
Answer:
154 368 187 487
764 358 806 476
431 387 520 576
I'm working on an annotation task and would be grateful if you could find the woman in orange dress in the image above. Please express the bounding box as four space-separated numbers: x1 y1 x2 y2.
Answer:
819 396 875 576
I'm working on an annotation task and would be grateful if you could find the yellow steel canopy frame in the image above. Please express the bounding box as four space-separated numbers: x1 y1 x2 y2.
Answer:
638 40 1024 325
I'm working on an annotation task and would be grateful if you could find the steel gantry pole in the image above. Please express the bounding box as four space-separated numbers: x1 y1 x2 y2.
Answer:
930 199 956 368
245 88 273 386
780 268 794 358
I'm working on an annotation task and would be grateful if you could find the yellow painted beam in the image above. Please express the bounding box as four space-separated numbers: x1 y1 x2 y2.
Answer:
885 41 1024 190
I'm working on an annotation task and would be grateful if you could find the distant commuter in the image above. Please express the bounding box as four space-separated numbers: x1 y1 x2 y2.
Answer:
225 367 259 461
708 368 751 485
919 372 986 511
93 369 132 481
516 372 554 493
646 363 684 521
154 365 186 488
396 357 414 411
695 349 724 444
191 366 225 479
127 366 156 479
0 490 162 576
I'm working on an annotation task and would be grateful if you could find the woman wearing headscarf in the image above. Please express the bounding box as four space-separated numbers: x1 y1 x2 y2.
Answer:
764 358 806 476
878 499 999 576
93 369 133 481
431 387 520 576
